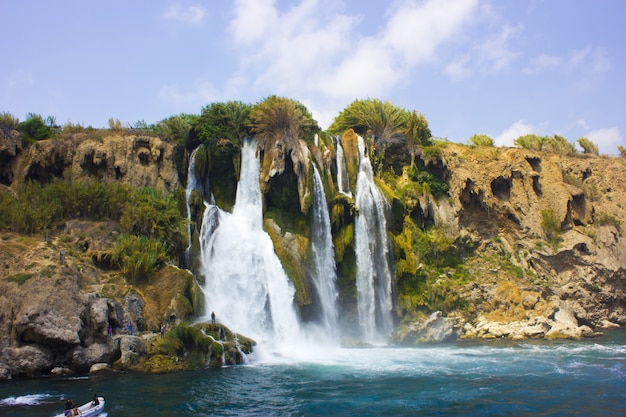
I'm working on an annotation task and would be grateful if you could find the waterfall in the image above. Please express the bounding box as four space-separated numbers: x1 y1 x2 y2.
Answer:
354 135 393 343
336 137 352 197
310 165 339 334
199 139 301 345
185 147 201 268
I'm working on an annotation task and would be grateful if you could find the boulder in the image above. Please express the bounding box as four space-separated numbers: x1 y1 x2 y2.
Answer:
89 363 112 373
117 335 146 367
394 311 459 344
70 340 121 373
3 345 53 377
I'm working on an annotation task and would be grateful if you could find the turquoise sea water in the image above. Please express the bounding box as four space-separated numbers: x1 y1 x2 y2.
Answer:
1 331 624 416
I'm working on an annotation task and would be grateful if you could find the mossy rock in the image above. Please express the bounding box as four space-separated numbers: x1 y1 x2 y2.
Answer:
209 342 224 367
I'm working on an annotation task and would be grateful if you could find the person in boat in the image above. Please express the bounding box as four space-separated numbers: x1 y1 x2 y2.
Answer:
91 394 100 407
64 399 75 416
72 406 81 416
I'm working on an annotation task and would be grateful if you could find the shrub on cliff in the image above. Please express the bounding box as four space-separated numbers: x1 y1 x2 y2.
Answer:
20 113 58 142
120 187 187 258
0 112 20 130
467 134 494 147
515 134 577 155
112 234 168 284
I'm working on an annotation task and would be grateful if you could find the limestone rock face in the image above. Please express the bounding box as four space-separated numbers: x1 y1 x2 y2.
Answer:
0 127 22 185
258 134 312 213
437 144 626 335
11 133 180 192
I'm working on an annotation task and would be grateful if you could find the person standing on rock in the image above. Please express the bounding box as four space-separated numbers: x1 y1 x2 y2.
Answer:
211 311 216 324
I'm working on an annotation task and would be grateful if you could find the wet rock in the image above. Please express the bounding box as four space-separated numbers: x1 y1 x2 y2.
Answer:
393 311 459 344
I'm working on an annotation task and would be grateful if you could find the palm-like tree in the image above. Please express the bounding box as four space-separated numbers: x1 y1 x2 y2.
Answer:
329 99 407 144
248 96 318 142
406 110 432 168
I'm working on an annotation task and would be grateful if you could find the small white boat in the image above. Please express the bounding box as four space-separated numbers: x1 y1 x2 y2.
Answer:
54 397 105 417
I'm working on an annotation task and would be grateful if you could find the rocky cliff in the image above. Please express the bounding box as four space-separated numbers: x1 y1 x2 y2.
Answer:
394 143 626 342
0 127 625 379
1 129 181 192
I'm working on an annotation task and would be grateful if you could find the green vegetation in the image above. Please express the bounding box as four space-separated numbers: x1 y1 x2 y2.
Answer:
0 179 129 234
0 112 20 129
577 137 599 155
594 211 622 233
20 113 58 142
119 187 187 257
406 166 449 199
190 101 251 146
329 98 407 144
248 96 319 144
6 273 33 285
541 209 563 250
112 235 167 284
405 110 432 167
514 134 577 155
0 179 186 282
467 134 494 147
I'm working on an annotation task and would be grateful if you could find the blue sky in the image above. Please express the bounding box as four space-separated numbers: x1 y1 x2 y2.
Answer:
1 0 625 154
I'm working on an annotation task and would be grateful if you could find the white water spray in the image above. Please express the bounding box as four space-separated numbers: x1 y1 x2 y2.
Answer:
336 137 352 197
354 135 393 343
199 139 301 347
185 147 201 267
310 165 339 334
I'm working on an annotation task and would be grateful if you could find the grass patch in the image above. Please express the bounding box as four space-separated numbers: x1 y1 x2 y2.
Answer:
6 273 33 285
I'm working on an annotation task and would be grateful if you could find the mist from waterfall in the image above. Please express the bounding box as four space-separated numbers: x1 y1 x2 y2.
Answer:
335 137 352 197
310 165 339 334
198 139 301 348
354 135 393 343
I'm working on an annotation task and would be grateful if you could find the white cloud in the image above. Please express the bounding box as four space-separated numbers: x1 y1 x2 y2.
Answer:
162 4 207 24
226 0 479 102
443 54 471 80
383 0 479 66
524 45 611 75
586 127 622 155
228 0 278 44
576 119 590 130
478 24 523 71
494 120 537 147
444 23 522 80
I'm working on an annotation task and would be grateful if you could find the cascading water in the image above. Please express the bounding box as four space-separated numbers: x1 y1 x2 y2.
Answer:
199 139 301 347
185 147 201 268
354 135 393 343
335 137 352 197
310 165 339 334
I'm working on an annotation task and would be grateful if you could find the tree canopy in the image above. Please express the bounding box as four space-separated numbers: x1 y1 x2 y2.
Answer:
467 134 494 147
328 98 408 144
20 113 58 141
577 137 599 155
190 101 252 146
248 96 319 143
